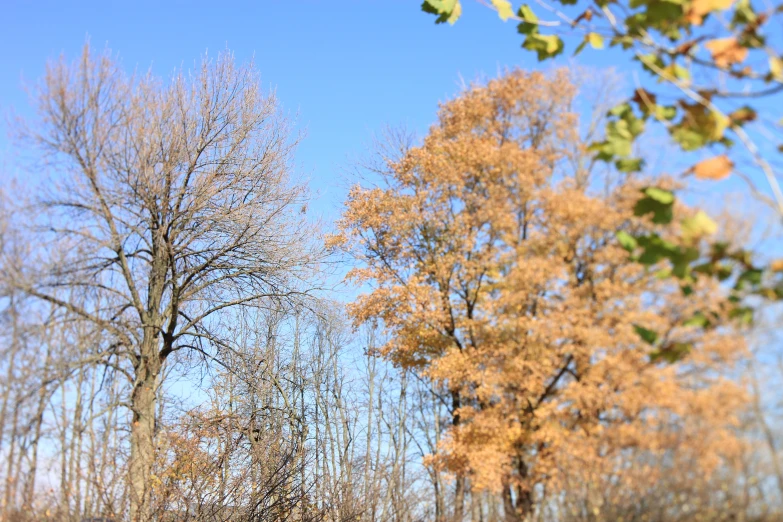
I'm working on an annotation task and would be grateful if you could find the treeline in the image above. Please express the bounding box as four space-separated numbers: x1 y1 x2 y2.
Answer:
0 45 782 522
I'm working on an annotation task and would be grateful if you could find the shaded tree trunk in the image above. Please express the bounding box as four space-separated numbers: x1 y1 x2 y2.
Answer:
503 460 533 522
452 391 465 522
129 331 162 522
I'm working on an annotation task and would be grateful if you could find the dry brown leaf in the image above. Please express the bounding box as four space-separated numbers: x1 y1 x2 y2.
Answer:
705 38 748 68
692 155 733 180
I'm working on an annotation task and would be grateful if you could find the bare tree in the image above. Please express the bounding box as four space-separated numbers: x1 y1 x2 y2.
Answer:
6 44 321 521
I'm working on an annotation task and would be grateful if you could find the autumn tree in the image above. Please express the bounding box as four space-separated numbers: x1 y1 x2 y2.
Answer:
420 0 783 215
5 45 321 521
418 2 783 339
333 69 748 521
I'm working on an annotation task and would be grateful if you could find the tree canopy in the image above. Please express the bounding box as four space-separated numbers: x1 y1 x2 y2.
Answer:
333 69 748 519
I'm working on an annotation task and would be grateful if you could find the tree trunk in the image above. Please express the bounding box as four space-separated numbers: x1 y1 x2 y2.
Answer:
129 332 161 522
454 476 466 522
515 460 533 519
3 398 20 516
451 390 465 522
503 460 533 522
503 484 520 522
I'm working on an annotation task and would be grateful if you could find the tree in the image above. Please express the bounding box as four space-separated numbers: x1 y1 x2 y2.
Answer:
6 44 321 521
333 69 747 520
421 0 783 376
420 0 783 217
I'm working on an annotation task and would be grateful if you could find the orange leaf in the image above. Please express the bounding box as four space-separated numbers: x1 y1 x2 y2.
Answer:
692 155 733 180
771 259 783 272
687 0 735 24
705 38 748 68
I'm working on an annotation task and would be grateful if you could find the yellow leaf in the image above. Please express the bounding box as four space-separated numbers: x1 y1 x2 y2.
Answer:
711 111 730 141
692 155 733 180
770 56 783 81
491 0 515 21
681 210 718 240
588 32 604 49
770 259 783 272
705 38 748 68
448 1 462 24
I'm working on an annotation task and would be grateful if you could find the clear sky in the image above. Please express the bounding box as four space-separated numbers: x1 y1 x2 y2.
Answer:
0 1 622 216
1 1 777 236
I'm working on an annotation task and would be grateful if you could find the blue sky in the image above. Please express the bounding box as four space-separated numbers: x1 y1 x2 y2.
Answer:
1 1 777 234
0 1 619 216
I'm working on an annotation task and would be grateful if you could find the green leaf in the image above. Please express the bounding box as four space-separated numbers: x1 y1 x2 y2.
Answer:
616 230 638 251
609 103 633 118
654 105 677 121
636 234 679 264
492 0 516 20
591 137 632 160
634 197 674 225
573 40 588 56
683 312 710 328
421 0 462 24
638 53 666 75
670 247 700 279
728 248 752 266
643 186 675 204
716 264 734 281
517 4 538 34
661 63 690 84
650 342 692 363
645 1 685 27
633 324 659 345
626 114 646 137
595 116 644 160
736 268 763 289
607 119 633 141
615 158 644 172
610 35 635 49
729 306 754 325
672 127 708 151
523 33 564 60
671 104 730 151
732 0 758 27
589 138 631 161
681 210 718 241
